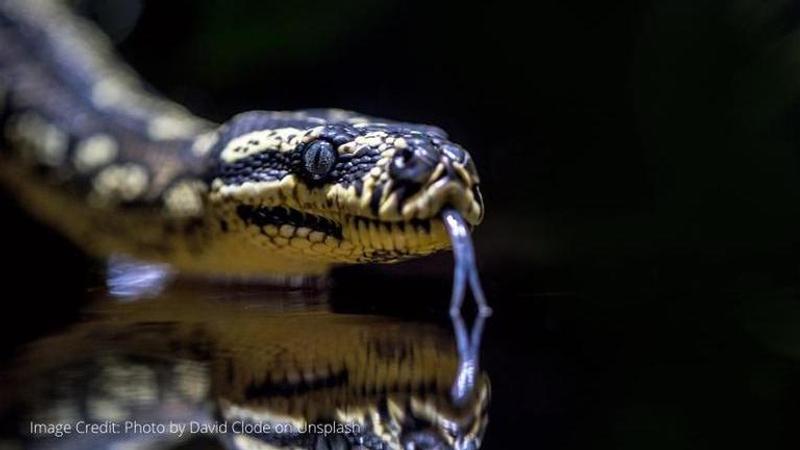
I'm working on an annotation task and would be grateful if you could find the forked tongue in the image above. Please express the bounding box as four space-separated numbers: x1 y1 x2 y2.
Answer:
442 208 491 405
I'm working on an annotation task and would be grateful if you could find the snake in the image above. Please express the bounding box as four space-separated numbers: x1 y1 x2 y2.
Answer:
0 2 491 448
0 287 489 450
0 0 486 281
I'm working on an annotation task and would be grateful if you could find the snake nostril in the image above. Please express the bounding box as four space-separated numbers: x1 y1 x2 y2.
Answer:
390 145 437 186
398 146 414 163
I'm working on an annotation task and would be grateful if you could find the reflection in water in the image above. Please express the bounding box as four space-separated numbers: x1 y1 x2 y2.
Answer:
0 287 490 449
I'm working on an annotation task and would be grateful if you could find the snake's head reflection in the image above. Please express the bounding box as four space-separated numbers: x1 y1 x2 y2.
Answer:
309 399 490 450
310 379 489 450
223 369 490 450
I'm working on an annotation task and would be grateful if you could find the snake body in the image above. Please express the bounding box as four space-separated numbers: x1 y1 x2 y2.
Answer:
0 0 484 277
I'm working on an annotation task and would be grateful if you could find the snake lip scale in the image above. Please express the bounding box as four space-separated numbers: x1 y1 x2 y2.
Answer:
236 205 346 241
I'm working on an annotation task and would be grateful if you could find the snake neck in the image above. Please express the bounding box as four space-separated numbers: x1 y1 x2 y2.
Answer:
0 0 214 165
0 1 334 276
0 0 215 188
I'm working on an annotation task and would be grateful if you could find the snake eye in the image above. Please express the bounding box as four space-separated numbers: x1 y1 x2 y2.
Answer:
302 139 337 181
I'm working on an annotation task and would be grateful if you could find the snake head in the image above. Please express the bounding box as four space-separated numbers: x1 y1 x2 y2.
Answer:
207 109 484 272
221 381 490 450
342 382 490 450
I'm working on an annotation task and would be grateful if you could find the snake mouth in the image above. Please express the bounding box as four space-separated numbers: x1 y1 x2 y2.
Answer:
236 204 344 240
235 203 457 261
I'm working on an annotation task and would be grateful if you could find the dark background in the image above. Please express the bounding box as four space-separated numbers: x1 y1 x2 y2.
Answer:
4 0 800 448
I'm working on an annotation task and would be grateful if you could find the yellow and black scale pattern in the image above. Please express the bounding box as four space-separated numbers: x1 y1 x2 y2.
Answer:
0 288 490 449
0 0 485 277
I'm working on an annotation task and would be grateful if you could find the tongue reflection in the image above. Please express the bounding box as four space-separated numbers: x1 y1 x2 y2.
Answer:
441 208 491 405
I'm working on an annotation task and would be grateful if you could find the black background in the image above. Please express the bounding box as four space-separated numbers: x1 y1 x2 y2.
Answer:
4 0 800 448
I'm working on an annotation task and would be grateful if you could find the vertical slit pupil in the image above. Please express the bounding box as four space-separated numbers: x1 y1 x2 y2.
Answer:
304 140 336 178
